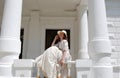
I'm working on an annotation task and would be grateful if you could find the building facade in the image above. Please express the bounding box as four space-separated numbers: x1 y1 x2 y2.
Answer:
0 0 120 78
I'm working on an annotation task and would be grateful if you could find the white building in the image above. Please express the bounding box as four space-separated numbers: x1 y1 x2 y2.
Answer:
0 0 120 78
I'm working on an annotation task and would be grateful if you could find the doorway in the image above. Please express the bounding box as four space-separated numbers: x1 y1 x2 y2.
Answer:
19 29 24 59
45 29 70 50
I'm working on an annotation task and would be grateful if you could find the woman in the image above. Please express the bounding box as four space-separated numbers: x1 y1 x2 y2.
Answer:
35 30 71 78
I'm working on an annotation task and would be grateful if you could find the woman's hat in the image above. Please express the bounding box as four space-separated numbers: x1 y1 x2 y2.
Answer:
57 30 67 37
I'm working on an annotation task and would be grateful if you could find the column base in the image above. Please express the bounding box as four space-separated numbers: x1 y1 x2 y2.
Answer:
76 59 92 78
0 37 21 54
0 54 19 76
0 37 21 76
91 66 113 78
0 64 12 76
88 38 111 57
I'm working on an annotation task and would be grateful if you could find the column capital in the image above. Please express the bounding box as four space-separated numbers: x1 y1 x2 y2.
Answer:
77 5 88 13
77 0 88 12
77 3 88 20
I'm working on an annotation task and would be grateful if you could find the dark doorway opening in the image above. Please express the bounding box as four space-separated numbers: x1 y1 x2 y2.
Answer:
19 29 24 59
45 29 70 50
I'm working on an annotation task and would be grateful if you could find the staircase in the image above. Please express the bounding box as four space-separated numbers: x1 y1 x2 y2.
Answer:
107 17 120 78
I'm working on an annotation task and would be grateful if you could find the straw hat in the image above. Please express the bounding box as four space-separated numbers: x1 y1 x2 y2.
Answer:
57 30 67 37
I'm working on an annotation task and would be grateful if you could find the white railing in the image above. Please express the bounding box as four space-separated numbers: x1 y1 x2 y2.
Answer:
36 60 75 78
12 59 76 78
12 59 120 78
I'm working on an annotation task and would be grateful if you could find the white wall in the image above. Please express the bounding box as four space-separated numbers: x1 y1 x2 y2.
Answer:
105 0 120 17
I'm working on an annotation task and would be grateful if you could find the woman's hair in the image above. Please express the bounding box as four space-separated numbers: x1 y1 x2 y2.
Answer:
55 33 68 44
63 33 68 40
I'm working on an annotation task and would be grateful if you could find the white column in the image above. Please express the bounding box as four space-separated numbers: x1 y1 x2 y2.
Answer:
88 0 113 78
76 5 91 78
77 6 89 59
26 11 41 59
0 0 22 76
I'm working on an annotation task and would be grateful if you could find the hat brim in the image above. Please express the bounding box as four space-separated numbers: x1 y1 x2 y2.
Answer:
57 30 67 37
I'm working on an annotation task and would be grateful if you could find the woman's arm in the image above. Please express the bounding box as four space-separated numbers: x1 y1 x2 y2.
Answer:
60 50 67 65
60 40 69 65
51 35 59 46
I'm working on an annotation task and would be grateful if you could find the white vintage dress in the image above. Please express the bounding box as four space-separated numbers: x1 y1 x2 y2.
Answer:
35 40 71 78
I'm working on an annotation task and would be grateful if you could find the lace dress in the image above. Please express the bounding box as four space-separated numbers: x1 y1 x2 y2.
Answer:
35 40 71 78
